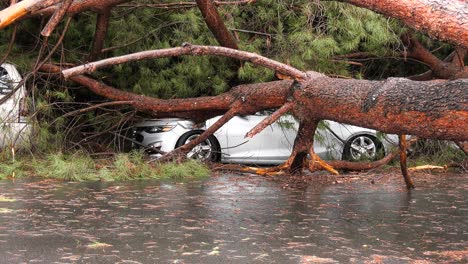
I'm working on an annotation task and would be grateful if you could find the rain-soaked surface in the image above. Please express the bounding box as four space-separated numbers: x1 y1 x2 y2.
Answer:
0 172 466 263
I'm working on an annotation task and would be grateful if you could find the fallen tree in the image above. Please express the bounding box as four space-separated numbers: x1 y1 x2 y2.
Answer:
40 44 468 188
1 0 467 189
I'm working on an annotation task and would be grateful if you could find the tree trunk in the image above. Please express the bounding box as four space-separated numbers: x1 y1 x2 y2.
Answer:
295 75 467 142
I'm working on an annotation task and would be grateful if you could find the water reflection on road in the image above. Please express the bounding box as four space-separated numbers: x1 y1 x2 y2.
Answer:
0 173 466 263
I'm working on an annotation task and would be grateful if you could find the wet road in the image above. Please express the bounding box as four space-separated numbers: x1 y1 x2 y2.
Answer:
0 172 466 263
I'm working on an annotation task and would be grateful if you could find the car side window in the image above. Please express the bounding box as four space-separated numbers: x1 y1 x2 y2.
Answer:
255 109 275 116
0 67 13 95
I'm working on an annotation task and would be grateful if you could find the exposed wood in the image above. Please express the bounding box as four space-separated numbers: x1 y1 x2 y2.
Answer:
309 153 339 175
408 165 447 172
0 0 129 29
0 0 33 29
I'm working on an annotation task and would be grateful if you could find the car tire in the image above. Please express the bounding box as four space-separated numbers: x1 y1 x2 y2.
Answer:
342 134 384 161
175 130 221 162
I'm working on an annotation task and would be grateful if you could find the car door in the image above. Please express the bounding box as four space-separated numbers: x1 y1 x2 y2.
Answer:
0 64 24 123
0 64 29 148
223 111 298 164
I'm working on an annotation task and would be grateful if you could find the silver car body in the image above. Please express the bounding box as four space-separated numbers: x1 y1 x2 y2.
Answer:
134 111 400 164
0 63 30 149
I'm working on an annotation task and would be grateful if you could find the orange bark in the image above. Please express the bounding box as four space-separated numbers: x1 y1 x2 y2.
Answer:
343 0 468 47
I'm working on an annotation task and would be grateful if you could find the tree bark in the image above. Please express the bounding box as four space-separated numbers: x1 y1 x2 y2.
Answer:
88 10 111 61
399 134 415 189
296 75 467 142
196 0 238 49
402 33 468 80
40 0 73 37
341 0 468 48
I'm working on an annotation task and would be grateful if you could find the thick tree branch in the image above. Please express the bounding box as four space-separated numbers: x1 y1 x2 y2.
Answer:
246 101 294 138
41 63 291 121
0 0 61 29
402 33 468 79
401 33 443 72
341 0 468 48
196 0 238 49
334 37 468 80
159 100 243 162
296 75 467 141
89 9 111 61
40 0 73 37
35 0 130 16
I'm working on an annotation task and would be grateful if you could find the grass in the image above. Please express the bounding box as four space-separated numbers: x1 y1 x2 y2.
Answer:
408 140 466 167
0 160 29 180
157 159 211 181
0 150 211 182
34 152 99 181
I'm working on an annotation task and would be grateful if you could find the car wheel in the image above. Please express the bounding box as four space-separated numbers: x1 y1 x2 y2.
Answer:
342 134 384 161
175 130 221 162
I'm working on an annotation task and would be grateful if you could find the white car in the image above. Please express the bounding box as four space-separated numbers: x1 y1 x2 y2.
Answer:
133 111 400 164
0 63 30 149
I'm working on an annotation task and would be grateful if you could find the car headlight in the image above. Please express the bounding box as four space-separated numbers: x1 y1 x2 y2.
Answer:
144 125 175 133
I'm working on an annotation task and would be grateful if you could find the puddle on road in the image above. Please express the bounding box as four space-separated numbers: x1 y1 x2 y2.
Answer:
0 173 466 263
